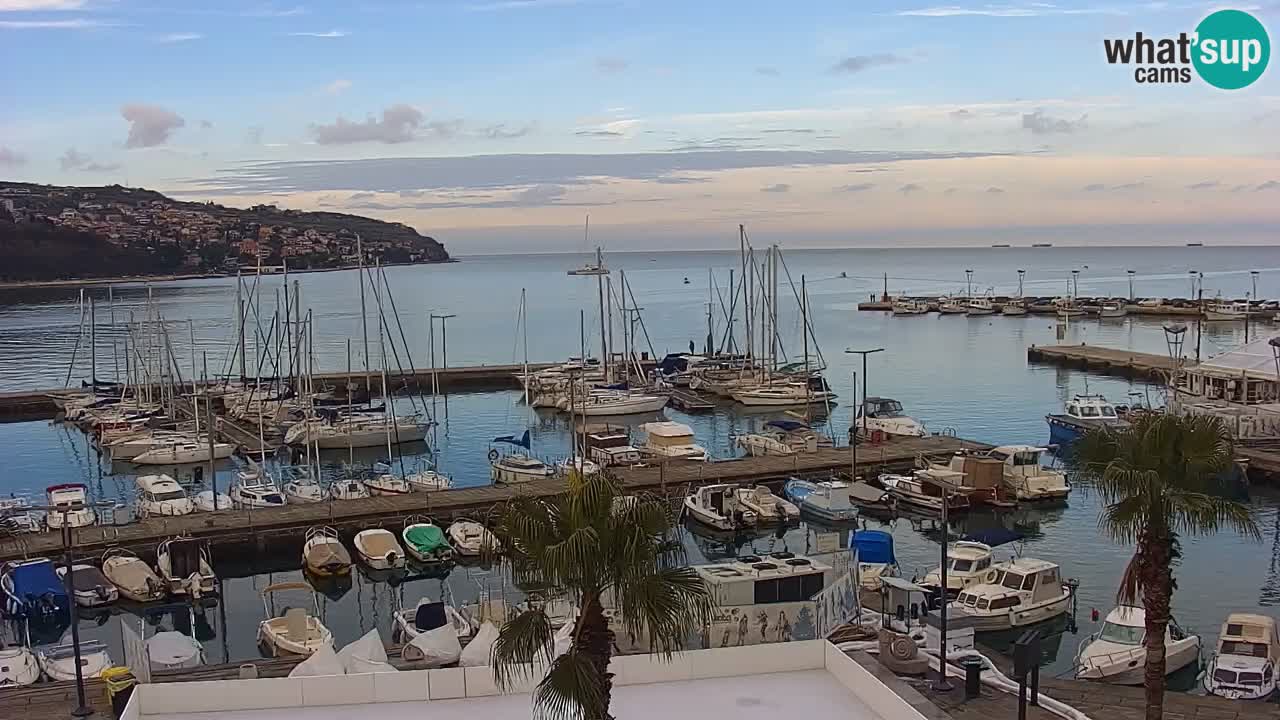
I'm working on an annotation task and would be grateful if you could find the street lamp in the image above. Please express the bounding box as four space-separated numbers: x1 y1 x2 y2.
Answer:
1070 269 1080 299
844 348 885 481
1188 270 1198 298
964 270 974 298
1017 269 1025 298
1252 270 1260 301
1271 337 1280 383
1127 270 1136 301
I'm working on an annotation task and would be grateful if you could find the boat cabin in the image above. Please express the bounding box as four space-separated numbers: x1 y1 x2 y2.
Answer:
858 397 906 420
1065 395 1119 421
955 557 1063 610
136 475 188 504
695 552 833 608
46 484 88 509
1216 614 1280 664
922 541 995 593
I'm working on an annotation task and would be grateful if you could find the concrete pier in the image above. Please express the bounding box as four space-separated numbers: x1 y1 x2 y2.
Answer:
1026 344 1180 381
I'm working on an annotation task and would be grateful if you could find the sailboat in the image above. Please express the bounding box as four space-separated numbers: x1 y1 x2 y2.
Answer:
489 431 554 483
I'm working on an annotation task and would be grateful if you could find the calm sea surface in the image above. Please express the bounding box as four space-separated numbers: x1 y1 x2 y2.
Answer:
2 245 1279 680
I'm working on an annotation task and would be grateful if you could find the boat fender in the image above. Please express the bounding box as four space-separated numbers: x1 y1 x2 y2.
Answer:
983 569 999 584
488 449 500 462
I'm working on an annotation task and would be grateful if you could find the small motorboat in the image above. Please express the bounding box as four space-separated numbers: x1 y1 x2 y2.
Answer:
393 598 474 667
1099 302 1128 318
1001 299 1028 316
44 484 96 529
877 469 971 515
55 564 118 607
38 640 112 681
405 466 452 492
1204 613 1280 700
1046 394 1128 447
402 518 454 566
734 486 799 524
891 298 930 315
852 530 898 592
257 582 334 657
447 519 498 557
938 296 967 314
135 474 195 517
144 605 206 671
353 529 405 570
0 643 40 687
230 477 288 510
192 490 233 512
363 471 412 497
559 456 602 476
735 433 795 457
282 470 325 504
1075 605 1200 685
156 537 216 598
683 484 755 531
302 526 352 577
920 540 999 597
782 478 867 522
1 558 69 623
102 549 165 603
854 397 927 439
329 477 371 501
948 557 1073 631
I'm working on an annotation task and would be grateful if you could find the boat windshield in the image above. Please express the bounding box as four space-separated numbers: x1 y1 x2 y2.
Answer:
1100 405 1117 417
1000 572 1025 590
951 559 973 572
1078 405 1100 418
1222 640 1270 658
1012 451 1041 466
1099 622 1144 645
152 490 186 501
868 400 904 417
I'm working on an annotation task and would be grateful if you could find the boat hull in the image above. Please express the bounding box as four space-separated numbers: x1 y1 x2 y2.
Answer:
951 593 1071 632
1076 638 1199 685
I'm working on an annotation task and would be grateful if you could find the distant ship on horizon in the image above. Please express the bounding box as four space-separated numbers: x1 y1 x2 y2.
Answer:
1186 242 1204 247
1031 243 1053 248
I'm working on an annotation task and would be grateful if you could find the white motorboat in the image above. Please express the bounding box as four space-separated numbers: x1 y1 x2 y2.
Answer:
782 478 881 521
683 484 756 531
0 497 42 534
44 484 96 529
257 582 334 657
192 489 233 512
405 466 452 492
329 477 371 501
38 640 112 681
1001 299 1028 316
447 519 498 557
102 548 165 603
490 454 555 484
1099 302 1128 318
1055 298 1086 318
949 557 1072 631
854 397 927 438
147 629 205 671
393 597 474 647
938 296 967 314
566 389 669 416
891 298 929 315
131 437 235 466
282 470 325 504
353 529 406 570
135 474 195 517
966 297 996 316
402 519 454 565
639 421 707 461
1204 613 1280 700
302 526 352 577
735 433 795 457
156 537 216 598
731 382 836 407
364 471 413 496
734 486 799 524
877 469 971 515
1204 300 1249 322
921 541 998 596
559 456 602 476
984 445 1070 501
1075 606 1200 685
56 564 118 607
230 476 287 510
0 644 39 687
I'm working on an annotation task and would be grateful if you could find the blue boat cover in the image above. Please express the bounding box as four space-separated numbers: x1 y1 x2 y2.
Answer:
851 530 896 564
492 430 531 449
765 420 810 431
962 528 1024 548
10 561 66 601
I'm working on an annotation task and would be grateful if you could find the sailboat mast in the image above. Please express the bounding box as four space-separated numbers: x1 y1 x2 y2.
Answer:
579 309 586 364
357 233 370 392
237 271 246 381
596 247 608 382
741 226 751 361
520 289 529 405
346 339 354 466
706 268 713 355
89 296 97 388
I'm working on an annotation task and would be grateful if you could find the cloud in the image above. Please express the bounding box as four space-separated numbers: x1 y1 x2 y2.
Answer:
575 129 625 138
481 123 534 139
245 125 264 145
899 183 924 194
761 183 790 193
1082 183 1106 192
0 146 26 166
596 57 628 73
1021 109 1087 135
760 128 816 135
836 183 874 192
896 4 1125 16
243 4 306 17
121 104 185 148
943 187 959 195
986 186 1005 193
829 53 908 74
59 148 119 172
200 119 213 129
0 18 111 28
323 79 352 95
1186 180 1219 190
1083 181 1145 191
1229 183 1251 192
288 30 346 37
158 32 201 43
755 66 780 76
949 108 975 120
1112 182 1144 190
1257 180 1280 191
0 0 85 9
310 104 429 144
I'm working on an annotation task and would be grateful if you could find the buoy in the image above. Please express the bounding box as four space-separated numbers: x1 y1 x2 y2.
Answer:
1091 608 1099 622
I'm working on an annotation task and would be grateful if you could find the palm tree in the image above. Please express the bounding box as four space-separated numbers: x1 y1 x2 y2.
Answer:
1070 412 1258 720
485 471 714 720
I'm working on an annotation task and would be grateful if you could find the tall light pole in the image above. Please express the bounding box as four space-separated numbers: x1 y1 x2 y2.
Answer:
1127 270 1135 301
845 348 885 481
964 269 974 298
1188 270 1198 298
431 313 457 373
1252 270 1260 301
1017 269 1025 298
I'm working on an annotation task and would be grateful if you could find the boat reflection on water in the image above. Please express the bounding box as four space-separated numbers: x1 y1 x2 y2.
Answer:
307 570 354 602
682 516 791 562
906 503 1069 546
973 613 1074 669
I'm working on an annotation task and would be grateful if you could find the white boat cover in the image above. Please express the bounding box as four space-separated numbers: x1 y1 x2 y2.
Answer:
459 622 499 667
288 643 345 677
405 624 462 668
147 631 199 667
337 629 396 674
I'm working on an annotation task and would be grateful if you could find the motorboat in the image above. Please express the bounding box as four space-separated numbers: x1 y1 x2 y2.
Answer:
734 486 799 524
565 389 669 416
44 484 96 529
1204 300 1249 322
329 477 371 501
876 468 971 515
156 537 216 598
257 582 334 657
1099 302 1128 318
131 437 235 466
302 526 352 577
683 484 756 531
1046 394 1128 446
966 296 996 316
101 549 165 603
559 455 602 476
948 557 1072 631
37 640 112 681
230 476 288 510
639 421 707 461
1055 298 1086 318
353 529 406 570
447 519 498 557
0 643 39 687
392 597 475 649
490 454 555 484
144 605 206 671
732 380 836 407
55 564 118 607
852 530 898 592
735 432 795 457
930 455 1016 509
1204 613 1280 700
1 559 69 623
282 467 325 504
983 445 1070 501
854 397 927 439
782 478 875 522
364 470 413 496
938 296 967 314
0 497 42 535
1001 299 1028 316
1137 297 1164 308
1075 605 1200 685
193 488 233 512
402 518 455 566
135 474 195 517
920 541 998 597
404 465 452 492
891 298 929 315
586 427 643 467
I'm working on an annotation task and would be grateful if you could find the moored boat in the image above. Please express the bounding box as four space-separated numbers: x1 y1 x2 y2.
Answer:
101 549 165 603
1204 613 1280 700
55 564 118 608
1075 605 1200 685
38 641 112 681
948 557 1073 631
852 530 898 592
447 519 498 557
302 526 352 577
734 486 799 524
353 529 405 570
683 484 755 531
402 518 455 566
156 536 216 598
135 474 195 517
44 484 96 529
854 397 927 438
257 582 333 657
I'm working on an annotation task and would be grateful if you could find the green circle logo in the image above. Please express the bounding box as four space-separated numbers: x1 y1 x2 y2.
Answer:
1193 9 1270 89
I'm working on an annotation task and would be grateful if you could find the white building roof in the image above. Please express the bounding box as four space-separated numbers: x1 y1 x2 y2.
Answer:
1198 333 1280 381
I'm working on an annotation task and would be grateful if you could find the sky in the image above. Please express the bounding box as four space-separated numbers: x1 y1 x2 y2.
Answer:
0 0 1277 253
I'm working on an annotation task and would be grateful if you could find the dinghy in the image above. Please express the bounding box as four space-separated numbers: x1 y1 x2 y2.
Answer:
144 605 206 671
402 519 454 566
38 640 112 681
393 598 473 667
353 529 405 570
734 486 799 524
102 548 165 603
302 526 352 577
55 564 118 607
0 644 39 687
447 519 498 557
257 582 334 657
155 537 216 598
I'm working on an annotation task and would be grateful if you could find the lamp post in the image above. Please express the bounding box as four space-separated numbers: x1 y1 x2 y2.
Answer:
1127 270 1135 301
430 314 457 373
936 488 952 691
965 270 974 298
1070 269 1080 299
1017 269 1025 298
1252 270 1260 301
844 348 885 480
1188 270 1198 298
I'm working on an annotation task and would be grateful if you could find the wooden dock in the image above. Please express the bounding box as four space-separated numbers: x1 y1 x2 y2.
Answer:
667 388 715 412
0 435 988 564
1026 344 1181 381
860 298 1208 318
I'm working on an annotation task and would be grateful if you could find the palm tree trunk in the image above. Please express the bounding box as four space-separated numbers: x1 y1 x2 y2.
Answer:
577 593 617 720
1139 531 1174 720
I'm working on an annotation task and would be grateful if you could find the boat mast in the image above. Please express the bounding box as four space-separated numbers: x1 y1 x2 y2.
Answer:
203 353 219 508
357 233 370 392
706 267 714 356
346 339 354 466
520 289 529 406
579 309 586 364
89 295 97 389
596 247 608 382
740 225 750 363
237 271 246 382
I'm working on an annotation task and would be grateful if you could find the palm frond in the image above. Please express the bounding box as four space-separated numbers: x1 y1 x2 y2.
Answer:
533 650 607 720
1166 489 1261 540
493 607 557 690
615 565 715 655
1116 553 1141 606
